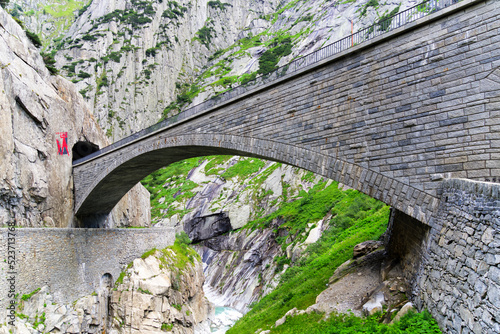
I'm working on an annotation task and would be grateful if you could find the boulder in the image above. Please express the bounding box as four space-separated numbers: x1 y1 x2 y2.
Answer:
391 302 415 323
184 212 233 243
353 240 383 258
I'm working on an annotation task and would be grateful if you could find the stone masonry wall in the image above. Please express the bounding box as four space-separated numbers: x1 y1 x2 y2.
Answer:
0 227 175 320
416 179 500 334
75 0 500 226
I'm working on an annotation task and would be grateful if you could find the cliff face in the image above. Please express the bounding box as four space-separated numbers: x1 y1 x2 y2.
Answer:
110 246 212 334
53 0 282 140
0 7 150 227
0 245 211 334
12 0 417 141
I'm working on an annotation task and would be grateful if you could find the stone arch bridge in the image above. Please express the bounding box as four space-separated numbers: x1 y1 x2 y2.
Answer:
74 0 498 226
72 0 500 332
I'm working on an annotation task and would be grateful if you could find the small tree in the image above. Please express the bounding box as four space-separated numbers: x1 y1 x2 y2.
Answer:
0 0 10 9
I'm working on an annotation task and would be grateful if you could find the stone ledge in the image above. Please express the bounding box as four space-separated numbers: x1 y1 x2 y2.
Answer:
442 178 500 199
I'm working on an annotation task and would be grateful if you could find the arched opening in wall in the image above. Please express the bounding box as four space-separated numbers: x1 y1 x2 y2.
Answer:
99 273 113 331
72 141 99 161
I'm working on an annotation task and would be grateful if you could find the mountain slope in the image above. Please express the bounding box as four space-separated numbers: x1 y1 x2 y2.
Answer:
12 0 417 141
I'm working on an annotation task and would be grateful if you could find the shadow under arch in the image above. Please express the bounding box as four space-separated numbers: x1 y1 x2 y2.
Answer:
74 133 439 226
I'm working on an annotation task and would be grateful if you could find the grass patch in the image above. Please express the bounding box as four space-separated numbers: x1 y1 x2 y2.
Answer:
141 157 202 222
204 155 233 175
208 0 232 10
21 288 41 301
264 309 441 333
228 189 390 334
25 30 42 48
221 157 265 180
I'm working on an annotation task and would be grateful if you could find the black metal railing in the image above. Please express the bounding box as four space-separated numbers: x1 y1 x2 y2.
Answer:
73 0 460 165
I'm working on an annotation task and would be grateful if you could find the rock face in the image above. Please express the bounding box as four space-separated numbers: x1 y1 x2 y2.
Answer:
13 0 420 141
110 247 212 334
184 212 232 243
150 157 324 230
0 246 211 334
53 0 282 141
0 7 150 227
196 227 284 313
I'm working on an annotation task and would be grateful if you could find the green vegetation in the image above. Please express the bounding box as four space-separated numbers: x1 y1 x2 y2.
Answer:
141 157 202 223
21 288 41 301
0 0 9 9
78 1 91 16
204 155 232 175
162 1 188 20
94 5 154 31
228 186 390 334
221 157 265 180
208 0 232 10
376 5 401 31
77 71 91 78
161 323 174 331
240 72 257 85
25 30 42 48
196 25 215 48
32 312 46 328
360 0 379 16
262 309 441 334
157 233 200 272
175 231 191 245
96 72 109 91
258 36 293 75
137 287 152 295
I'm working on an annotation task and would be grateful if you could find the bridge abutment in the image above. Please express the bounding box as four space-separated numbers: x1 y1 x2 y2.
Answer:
389 179 499 333
416 179 500 333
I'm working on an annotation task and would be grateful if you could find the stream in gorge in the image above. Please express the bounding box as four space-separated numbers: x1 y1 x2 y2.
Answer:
203 285 243 333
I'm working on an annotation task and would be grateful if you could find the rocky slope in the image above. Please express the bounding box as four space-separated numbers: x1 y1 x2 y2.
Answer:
141 156 347 314
12 0 419 141
142 156 326 230
0 243 211 334
0 6 149 227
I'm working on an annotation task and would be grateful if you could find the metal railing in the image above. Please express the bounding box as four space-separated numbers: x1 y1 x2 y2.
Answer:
73 0 460 165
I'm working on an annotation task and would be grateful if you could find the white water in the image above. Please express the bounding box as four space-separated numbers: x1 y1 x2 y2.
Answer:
203 285 243 333
209 307 243 333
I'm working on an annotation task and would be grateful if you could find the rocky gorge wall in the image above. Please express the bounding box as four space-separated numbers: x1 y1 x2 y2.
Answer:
0 6 150 228
414 179 500 334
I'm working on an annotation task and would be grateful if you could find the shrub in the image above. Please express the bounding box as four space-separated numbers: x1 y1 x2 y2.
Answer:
41 52 59 75
25 30 42 48
77 71 91 78
258 37 292 75
175 231 191 246
208 0 232 10
196 25 215 48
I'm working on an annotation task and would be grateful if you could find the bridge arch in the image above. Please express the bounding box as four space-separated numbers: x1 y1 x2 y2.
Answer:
74 133 439 226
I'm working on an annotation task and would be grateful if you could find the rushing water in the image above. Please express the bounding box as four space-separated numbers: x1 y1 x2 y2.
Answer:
209 306 243 333
202 284 243 333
